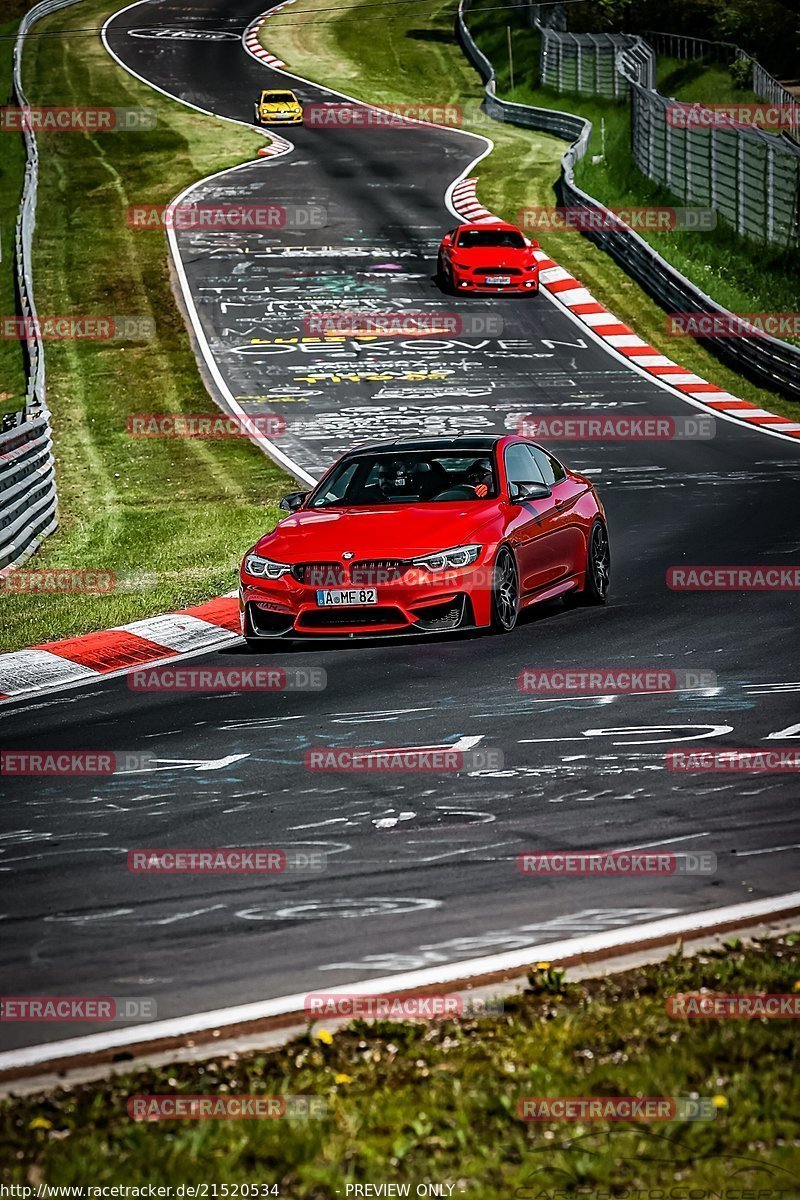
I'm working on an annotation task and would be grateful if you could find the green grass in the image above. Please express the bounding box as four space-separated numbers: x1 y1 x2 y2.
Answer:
0 0 293 652
2 936 799 1193
656 56 761 106
0 16 30 417
262 0 800 418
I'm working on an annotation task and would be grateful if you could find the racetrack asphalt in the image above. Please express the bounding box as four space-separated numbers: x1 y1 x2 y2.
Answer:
1 0 799 1054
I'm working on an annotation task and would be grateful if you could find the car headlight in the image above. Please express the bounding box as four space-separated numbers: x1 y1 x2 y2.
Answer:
412 544 481 572
244 553 292 579
453 261 470 270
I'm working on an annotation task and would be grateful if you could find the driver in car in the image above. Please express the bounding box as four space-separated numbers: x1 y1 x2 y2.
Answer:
465 457 493 498
357 457 421 503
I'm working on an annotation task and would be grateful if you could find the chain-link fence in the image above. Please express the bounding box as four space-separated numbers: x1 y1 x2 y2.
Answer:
540 30 649 98
456 0 800 402
2 0 83 569
619 59 800 248
647 30 800 143
521 12 800 249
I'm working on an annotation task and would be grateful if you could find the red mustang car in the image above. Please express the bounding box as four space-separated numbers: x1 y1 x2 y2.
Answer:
239 436 609 643
437 222 540 294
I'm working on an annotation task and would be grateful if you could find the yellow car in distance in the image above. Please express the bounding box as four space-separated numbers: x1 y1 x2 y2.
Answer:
254 88 303 126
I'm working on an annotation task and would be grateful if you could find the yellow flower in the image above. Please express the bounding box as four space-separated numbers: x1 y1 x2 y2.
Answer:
314 1029 334 1045
335 1073 353 1084
28 1117 52 1130
792 980 800 993
712 1095 728 1108
535 962 551 970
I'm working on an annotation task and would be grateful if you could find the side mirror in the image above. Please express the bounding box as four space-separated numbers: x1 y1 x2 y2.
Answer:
509 480 552 502
279 490 309 512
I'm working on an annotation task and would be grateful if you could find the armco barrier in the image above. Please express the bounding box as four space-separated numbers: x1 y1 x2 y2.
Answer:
3 0 83 569
456 0 800 402
0 414 57 570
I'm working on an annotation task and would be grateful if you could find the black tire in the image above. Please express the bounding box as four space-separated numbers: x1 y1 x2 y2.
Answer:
490 546 520 632
437 254 451 292
579 519 610 605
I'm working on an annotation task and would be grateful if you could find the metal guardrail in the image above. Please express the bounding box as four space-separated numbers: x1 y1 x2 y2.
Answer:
0 416 57 571
456 0 800 402
3 0 83 569
644 31 740 65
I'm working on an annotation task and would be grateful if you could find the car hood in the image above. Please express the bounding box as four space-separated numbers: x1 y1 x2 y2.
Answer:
459 246 533 268
261 102 298 110
254 503 500 561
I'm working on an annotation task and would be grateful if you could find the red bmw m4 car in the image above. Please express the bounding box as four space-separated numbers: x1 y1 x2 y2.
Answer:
437 222 540 294
239 436 609 643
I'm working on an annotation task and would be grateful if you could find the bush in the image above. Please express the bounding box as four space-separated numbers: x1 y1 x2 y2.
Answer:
729 56 753 89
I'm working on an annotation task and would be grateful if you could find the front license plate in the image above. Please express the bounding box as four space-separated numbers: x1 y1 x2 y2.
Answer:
316 588 378 606
485 275 511 284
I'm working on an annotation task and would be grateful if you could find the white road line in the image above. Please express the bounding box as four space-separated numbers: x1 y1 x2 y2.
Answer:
614 832 711 852
1 891 797 1074
736 843 800 858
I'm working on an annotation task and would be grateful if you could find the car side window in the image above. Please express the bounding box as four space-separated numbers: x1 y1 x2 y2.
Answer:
313 462 358 506
530 446 566 486
504 444 546 486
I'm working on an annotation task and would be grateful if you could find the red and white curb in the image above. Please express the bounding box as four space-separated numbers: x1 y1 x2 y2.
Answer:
452 178 800 441
243 1 302 71
451 177 502 225
257 130 293 157
0 595 242 703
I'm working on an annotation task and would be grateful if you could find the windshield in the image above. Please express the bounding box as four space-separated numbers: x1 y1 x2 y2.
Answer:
457 229 526 249
263 92 296 103
308 452 497 508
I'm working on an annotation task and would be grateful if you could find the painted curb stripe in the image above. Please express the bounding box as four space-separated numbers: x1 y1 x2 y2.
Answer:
183 596 241 631
242 11 287 69
39 630 176 673
0 650 98 699
0 598 243 699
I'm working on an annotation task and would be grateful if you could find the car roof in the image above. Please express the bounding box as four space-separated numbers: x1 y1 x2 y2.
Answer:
456 221 521 232
261 88 296 96
346 436 505 456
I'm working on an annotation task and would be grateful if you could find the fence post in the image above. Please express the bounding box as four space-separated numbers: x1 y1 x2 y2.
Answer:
737 134 746 237
766 144 775 243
